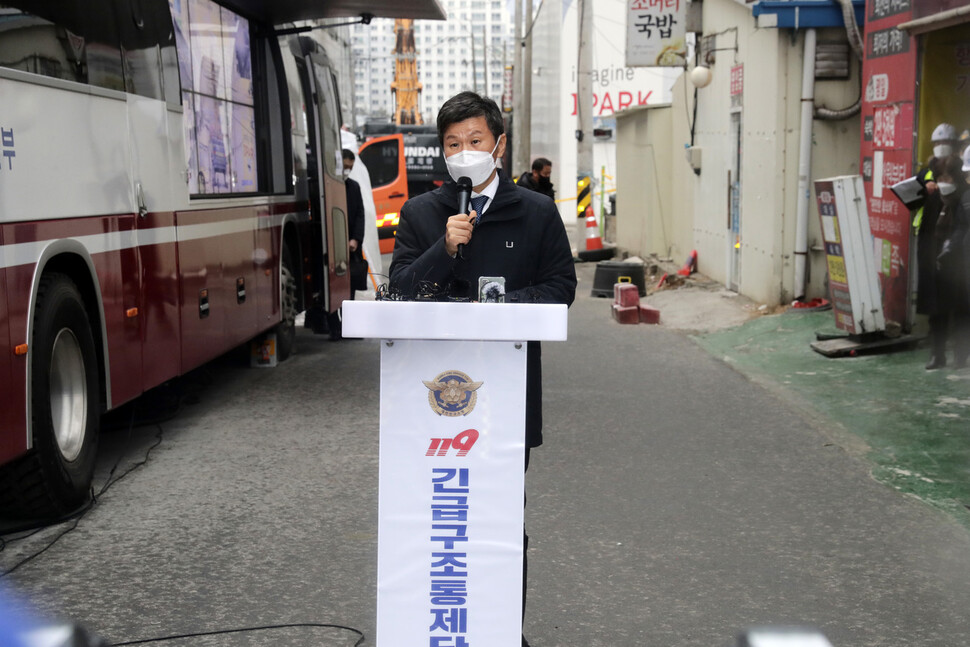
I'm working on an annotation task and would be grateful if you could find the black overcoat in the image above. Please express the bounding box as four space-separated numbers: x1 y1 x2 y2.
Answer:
389 172 577 447
917 188 970 316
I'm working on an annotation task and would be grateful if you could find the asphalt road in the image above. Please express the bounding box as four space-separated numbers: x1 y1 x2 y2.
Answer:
3 262 970 647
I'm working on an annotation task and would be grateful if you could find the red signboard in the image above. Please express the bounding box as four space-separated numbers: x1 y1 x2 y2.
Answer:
860 0 916 328
730 65 744 96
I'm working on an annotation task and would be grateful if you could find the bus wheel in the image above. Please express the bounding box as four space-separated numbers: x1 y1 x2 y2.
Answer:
276 244 298 361
0 274 100 518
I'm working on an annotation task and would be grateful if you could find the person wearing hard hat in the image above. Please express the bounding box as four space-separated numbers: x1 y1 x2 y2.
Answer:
915 125 968 369
915 124 956 368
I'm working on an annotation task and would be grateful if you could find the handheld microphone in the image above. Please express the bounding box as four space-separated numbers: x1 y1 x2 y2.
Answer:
456 176 472 259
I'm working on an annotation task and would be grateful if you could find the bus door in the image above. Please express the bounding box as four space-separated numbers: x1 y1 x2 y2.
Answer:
359 134 408 255
295 37 350 315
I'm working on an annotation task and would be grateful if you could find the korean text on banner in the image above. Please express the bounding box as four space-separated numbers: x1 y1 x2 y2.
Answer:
376 339 526 647
626 0 687 67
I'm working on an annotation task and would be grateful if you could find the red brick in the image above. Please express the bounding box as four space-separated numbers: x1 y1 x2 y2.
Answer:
611 303 640 325
613 283 640 308
638 304 661 324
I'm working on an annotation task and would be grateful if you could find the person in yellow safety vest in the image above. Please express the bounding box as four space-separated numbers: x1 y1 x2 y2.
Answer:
914 123 957 233
914 124 968 369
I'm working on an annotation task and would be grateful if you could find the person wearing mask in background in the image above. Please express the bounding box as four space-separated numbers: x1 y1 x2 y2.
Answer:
342 149 368 303
517 157 555 201
389 91 576 647
921 153 970 369
914 124 956 367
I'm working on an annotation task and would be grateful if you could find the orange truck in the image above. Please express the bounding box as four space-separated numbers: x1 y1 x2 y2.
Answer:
359 126 449 254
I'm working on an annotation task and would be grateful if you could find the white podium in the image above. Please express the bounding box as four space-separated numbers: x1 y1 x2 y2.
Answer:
343 301 568 647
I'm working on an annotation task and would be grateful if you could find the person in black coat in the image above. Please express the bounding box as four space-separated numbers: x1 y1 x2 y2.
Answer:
389 93 576 450
342 149 366 254
517 157 555 201
919 154 970 369
389 92 575 647
343 149 368 297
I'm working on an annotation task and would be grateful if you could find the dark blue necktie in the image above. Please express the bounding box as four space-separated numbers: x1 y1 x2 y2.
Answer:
470 195 488 225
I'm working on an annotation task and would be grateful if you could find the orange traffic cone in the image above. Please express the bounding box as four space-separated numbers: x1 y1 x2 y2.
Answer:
677 249 697 276
584 206 603 251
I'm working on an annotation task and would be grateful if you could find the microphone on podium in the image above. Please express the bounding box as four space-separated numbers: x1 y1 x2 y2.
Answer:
456 176 472 260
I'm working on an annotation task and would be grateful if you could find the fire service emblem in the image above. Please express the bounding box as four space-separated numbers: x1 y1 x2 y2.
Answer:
423 370 483 417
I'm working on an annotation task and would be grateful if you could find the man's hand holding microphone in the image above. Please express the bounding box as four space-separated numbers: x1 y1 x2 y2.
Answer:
446 176 476 259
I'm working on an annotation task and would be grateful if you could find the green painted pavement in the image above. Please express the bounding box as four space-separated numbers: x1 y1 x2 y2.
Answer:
694 311 970 527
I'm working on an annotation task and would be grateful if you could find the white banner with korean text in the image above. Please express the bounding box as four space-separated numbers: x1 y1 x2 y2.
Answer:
377 339 527 647
626 0 688 67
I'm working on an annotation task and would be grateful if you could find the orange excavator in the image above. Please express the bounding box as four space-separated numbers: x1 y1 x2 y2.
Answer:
358 19 429 254
391 19 423 125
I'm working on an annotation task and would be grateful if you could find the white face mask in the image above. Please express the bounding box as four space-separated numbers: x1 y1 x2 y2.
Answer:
938 181 957 196
934 144 953 159
444 135 503 186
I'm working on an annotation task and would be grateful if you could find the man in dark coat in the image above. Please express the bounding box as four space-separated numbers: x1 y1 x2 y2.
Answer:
389 94 576 448
389 91 575 647
343 149 368 297
342 149 366 255
517 157 555 201
917 153 970 369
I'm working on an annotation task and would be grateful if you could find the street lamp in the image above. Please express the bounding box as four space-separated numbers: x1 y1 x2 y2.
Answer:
689 64 712 88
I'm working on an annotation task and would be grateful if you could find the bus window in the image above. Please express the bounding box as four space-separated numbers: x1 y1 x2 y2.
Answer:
360 135 403 189
0 0 124 90
171 0 258 195
117 0 171 101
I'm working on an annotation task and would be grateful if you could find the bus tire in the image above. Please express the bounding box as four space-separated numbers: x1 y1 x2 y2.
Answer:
276 243 298 361
0 273 100 518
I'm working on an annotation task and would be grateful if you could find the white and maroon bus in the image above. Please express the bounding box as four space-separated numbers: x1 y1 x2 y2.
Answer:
0 0 444 517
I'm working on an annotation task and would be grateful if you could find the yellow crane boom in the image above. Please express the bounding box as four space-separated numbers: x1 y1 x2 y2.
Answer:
391 19 423 125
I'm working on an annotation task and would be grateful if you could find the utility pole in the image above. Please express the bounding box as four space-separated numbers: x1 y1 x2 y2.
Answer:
512 0 526 176
470 29 478 94
521 0 533 177
482 24 490 96
576 0 593 249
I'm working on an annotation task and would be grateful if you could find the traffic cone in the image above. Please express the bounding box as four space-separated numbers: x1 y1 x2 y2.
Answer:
677 249 697 276
584 206 603 251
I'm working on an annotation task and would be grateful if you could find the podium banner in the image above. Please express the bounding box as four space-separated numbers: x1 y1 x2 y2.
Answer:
377 339 527 647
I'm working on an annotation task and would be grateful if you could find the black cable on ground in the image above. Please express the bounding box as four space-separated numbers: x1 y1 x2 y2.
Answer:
1 374 191 544
0 422 163 578
109 622 366 647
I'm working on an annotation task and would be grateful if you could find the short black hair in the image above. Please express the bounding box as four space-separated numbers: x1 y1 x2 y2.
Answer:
532 157 552 173
342 148 356 163
436 91 504 146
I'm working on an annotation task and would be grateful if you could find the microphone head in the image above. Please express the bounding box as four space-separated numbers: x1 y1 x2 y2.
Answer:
457 176 472 191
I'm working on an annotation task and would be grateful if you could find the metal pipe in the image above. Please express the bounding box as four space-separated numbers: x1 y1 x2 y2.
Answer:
794 28 816 301
814 0 862 121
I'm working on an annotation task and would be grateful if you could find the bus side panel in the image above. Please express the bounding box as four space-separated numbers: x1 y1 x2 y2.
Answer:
0 259 21 465
2 252 29 463
139 212 182 393
254 205 295 331
0 77 131 222
176 206 260 373
96 216 143 408
324 172 350 311
218 210 261 347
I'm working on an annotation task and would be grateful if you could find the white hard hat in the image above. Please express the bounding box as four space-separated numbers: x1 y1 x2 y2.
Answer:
932 123 957 142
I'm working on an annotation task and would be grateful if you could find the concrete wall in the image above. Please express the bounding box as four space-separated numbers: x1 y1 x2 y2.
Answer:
616 96 694 266
616 0 862 307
